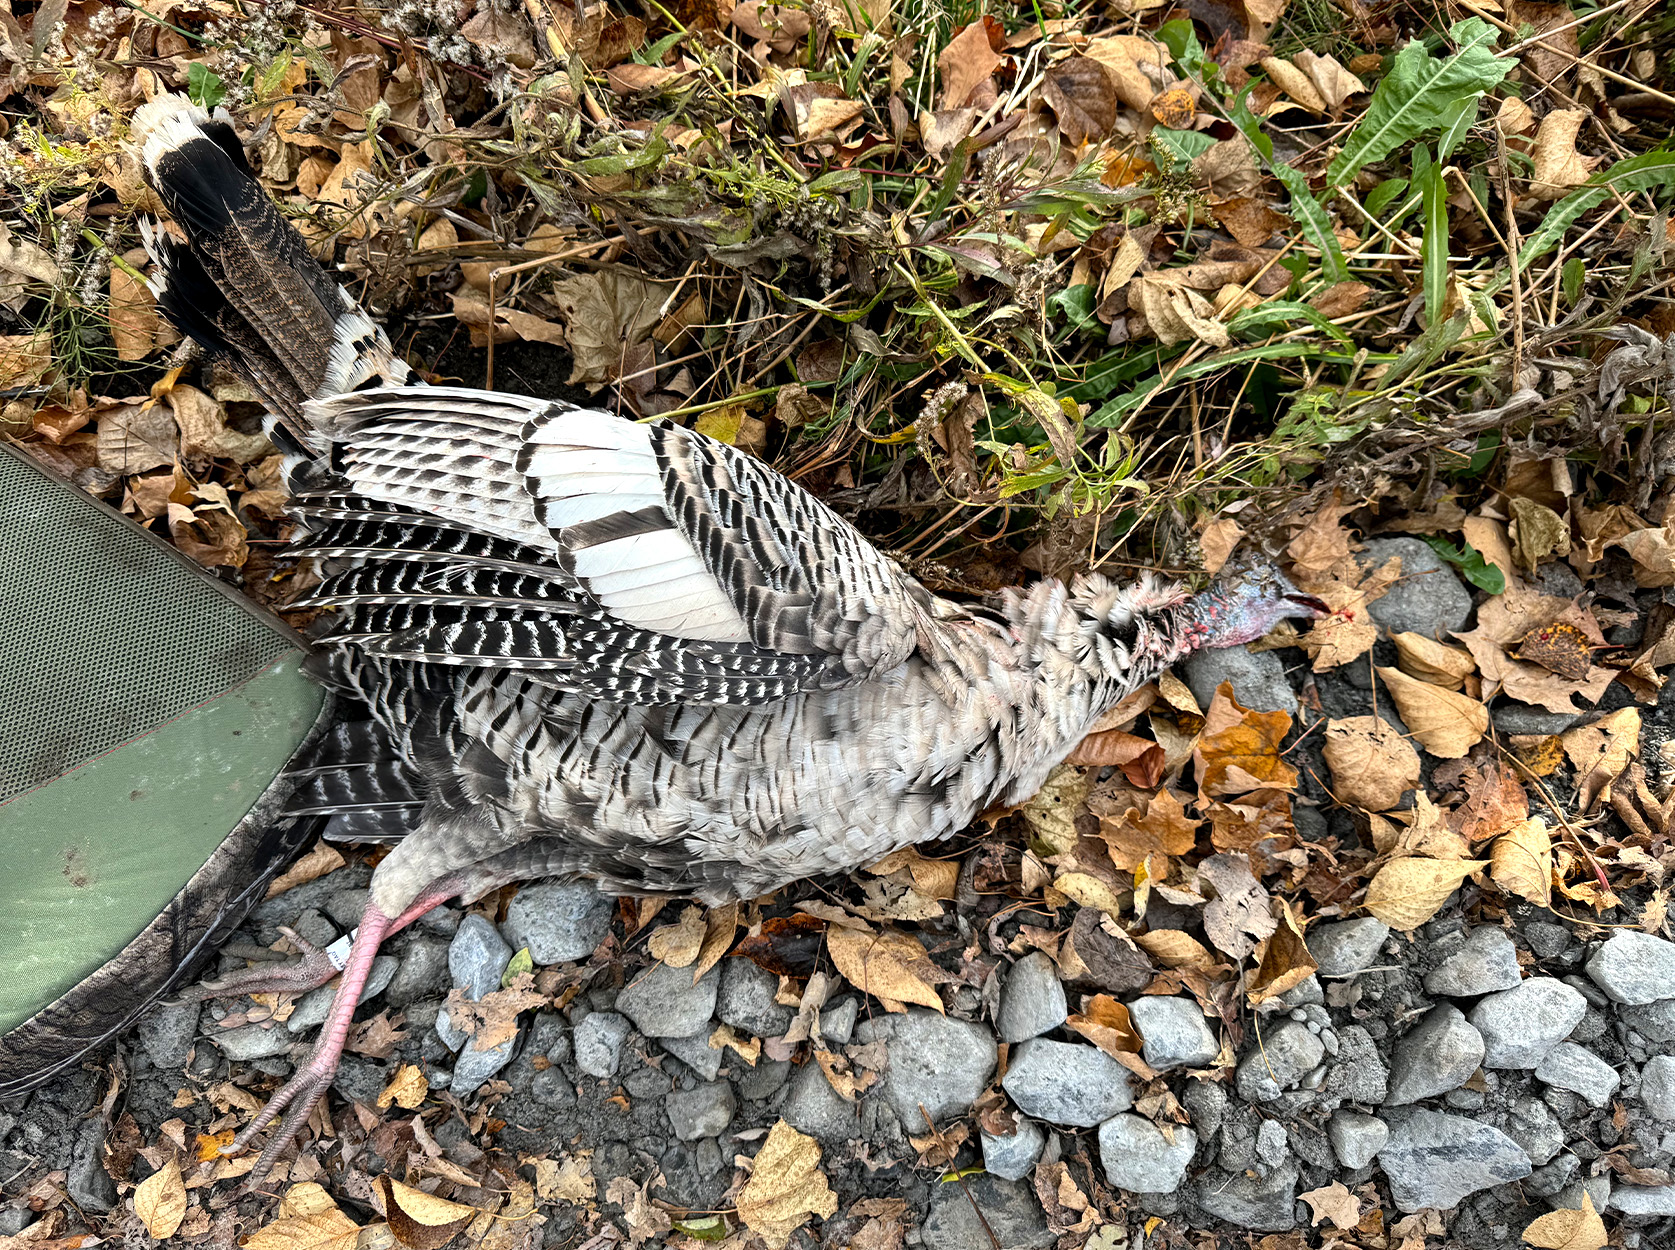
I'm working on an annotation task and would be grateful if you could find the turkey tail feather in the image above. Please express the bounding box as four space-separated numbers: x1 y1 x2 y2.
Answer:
132 95 409 434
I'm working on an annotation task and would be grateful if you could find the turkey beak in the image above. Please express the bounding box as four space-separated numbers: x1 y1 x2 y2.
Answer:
1285 592 1331 619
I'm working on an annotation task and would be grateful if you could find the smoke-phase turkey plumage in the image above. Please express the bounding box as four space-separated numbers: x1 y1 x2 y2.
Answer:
131 93 1324 1180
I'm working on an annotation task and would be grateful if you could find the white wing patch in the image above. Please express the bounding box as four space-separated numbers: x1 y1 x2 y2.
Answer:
523 410 751 644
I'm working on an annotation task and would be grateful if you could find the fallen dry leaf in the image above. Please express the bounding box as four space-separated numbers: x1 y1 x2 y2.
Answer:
1020 764 1093 855
1249 898 1318 1005
532 1152 596 1203
1053 870 1126 919
938 17 1003 110
1529 108 1600 199
736 1120 839 1249
378 1176 477 1250
1490 818 1553 907
1563 707 1641 812
1300 1180 1362 1230
1521 1193 1607 1250
1044 56 1118 143
1323 716 1421 811
1198 852 1277 960
1065 993 1144 1060
825 923 945 1013
1363 857 1488 930
376 1063 428 1111
1093 786 1200 871
1513 622 1593 682
1194 683 1298 797
649 904 707 968
133 1156 187 1241
1376 666 1489 758
1392 632 1478 690
1063 727 1165 784
1134 928 1220 971
242 1183 361 1250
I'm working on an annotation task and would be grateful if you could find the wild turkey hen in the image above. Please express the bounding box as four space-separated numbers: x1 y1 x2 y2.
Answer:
133 94 1326 1181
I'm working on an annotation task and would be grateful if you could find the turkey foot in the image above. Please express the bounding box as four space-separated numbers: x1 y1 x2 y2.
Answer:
184 926 341 1002
226 876 469 1189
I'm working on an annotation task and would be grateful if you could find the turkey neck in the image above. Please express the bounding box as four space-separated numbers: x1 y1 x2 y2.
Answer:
935 571 1202 812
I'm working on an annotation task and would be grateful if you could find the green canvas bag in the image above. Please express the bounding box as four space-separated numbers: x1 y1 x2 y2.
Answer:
0 438 331 1094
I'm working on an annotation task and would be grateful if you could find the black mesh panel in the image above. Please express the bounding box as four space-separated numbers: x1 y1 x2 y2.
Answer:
0 446 297 802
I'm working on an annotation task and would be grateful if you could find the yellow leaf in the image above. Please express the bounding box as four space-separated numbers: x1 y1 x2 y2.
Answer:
376 1063 429 1110
825 923 944 1013
1133 928 1219 971
1491 818 1553 907
1323 716 1421 811
1522 1193 1607 1250
1020 764 1092 855
1392 632 1478 690
378 1175 478 1250
1376 666 1489 758
134 1156 187 1241
648 904 707 969
690 900 740 984
1364 858 1488 930
1562 707 1640 813
243 1183 361 1250
736 1120 839 1250
531 1151 595 1203
1054 870 1125 918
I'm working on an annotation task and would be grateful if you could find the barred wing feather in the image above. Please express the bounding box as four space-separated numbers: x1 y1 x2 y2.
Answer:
301 388 929 696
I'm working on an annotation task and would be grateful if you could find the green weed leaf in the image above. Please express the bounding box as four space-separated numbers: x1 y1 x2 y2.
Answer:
1424 536 1505 594
1228 87 1347 282
1327 19 1511 188
187 63 226 110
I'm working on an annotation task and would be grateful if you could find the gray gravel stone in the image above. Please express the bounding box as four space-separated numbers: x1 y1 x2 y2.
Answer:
856 1010 997 1128
981 1118 1046 1182
1585 931 1675 1005
138 1000 201 1069
782 1062 858 1142
1127 995 1219 1070
922 1174 1053 1250
1535 1042 1620 1107
1378 1109 1532 1212
1309 917 1390 978
1553 1176 1611 1214
1235 1020 1325 1102
616 961 721 1039
1002 1039 1135 1127
996 951 1068 1042
1359 537 1473 637
1493 705 1581 736
1384 1005 1485 1105
820 997 859 1045
1194 1162 1298 1231
1639 1054 1675 1121
1424 927 1523 997
1329 1110 1389 1169
662 1029 725 1081
717 959 794 1037
450 914 513 999
435 914 515 1051
575 1012 632 1078
451 1032 518 1095
1183 647 1297 715
667 1081 736 1140
1183 1080 1227 1139
288 956 398 1033
68 1120 116 1213
1099 1115 1198 1193
503 881 614 964
1255 1118 1290 1168
384 937 451 1008
1470 978 1587 1068
1504 1094 1564 1166
1611 1184 1675 1217
1327 1025 1390 1104
211 1022 295 1060
1618 998 1675 1043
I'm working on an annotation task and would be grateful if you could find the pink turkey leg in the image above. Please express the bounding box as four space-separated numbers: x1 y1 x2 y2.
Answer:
228 873 467 1188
